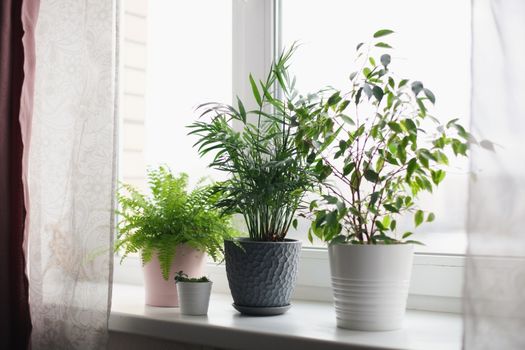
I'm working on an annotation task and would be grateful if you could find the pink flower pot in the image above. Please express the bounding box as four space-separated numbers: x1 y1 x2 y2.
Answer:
142 244 206 307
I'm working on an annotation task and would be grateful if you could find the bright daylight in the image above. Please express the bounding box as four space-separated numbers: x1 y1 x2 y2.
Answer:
2 1 524 350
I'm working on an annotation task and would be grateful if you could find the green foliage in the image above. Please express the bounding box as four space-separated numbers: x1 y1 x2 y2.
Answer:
291 29 472 244
188 44 317 242
116 166 237 280
174 271 211 283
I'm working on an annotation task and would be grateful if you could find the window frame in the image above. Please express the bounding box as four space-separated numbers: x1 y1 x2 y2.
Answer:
113 0 466 314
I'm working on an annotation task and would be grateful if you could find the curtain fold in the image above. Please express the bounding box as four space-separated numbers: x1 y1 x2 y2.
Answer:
0 0 39 349
465 0 525 348
28 0 117 348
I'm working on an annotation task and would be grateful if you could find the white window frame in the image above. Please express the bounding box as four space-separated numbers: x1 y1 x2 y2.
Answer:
113 0 465 314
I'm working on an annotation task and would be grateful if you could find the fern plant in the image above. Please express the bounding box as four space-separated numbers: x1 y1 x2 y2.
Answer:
188 44 317 242
116 166 237 280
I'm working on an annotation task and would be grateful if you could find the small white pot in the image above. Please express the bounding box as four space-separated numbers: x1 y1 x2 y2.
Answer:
328 243 414 331
176 281 213 316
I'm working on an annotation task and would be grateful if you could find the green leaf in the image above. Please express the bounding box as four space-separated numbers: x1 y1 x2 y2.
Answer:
384 203 399 213
370 191 380 206
446 118 460 128
331 235 347 244
343 162 355 176
237 97 246 121
388 121 403 133
431 169 446 185
339 114 355 125
399 79 409 88
424 88 436 104
249 74 262 107
390 219 397 231
411 81 424 96
427 212 435 222
375 220 385 231
364 169 380 183
355 88 363 104
372 86 384 102
375 42 393 49
434 150 449 165
380 54 391 67
403 118 417 134
337 99 351 112
356 42 365 51
327 91 342 106
363 84 372 99
402 231 413 239
406 158 418 180
373 29 395 38
414 210 424 227
292 218 298 230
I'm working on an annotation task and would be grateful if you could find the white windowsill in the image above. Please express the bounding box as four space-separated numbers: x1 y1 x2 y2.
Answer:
110 284 462 350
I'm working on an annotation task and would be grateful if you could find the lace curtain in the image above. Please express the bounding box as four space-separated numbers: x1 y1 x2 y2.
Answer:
28 0 117 348
465 0 525 348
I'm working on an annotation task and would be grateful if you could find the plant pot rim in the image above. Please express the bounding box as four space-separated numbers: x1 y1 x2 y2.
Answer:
329 242 415 249
225 237 300 244
176 281 213 285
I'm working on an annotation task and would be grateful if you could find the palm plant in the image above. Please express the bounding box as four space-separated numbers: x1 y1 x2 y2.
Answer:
188 45 316 242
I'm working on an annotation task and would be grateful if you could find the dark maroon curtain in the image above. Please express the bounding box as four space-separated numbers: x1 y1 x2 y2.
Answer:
0 0 38 349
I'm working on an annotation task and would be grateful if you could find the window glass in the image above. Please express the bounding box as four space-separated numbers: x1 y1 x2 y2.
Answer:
120 0 232 193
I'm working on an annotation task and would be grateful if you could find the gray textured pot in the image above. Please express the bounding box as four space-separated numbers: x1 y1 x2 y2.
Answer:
224 238 301 315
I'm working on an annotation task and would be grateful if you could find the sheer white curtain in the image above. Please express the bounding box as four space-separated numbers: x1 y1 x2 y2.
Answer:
465 0 525 348
28 0 117 348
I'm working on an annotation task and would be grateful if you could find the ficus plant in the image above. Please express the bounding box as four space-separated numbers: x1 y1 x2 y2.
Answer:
291 29 477 244
116 166 237 279
188 44 317 242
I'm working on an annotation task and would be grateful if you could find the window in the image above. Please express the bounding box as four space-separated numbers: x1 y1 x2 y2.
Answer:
116 0 467 311
119 0 232 193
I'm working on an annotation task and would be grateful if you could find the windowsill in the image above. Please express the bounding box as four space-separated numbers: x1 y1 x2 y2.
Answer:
109 284 462 350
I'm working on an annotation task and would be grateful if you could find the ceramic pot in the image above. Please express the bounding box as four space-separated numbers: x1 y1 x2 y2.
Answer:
176 281 213 315
224 238 301 315
328 243 414 331
142 244 206 307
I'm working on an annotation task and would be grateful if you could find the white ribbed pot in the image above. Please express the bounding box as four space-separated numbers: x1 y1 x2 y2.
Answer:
176 281 213 316
328 243 414 331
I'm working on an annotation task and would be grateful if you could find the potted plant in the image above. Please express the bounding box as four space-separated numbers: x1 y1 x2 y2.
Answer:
188 46 317 315
175 271 213 316
116 166 236 307
291 30 471 330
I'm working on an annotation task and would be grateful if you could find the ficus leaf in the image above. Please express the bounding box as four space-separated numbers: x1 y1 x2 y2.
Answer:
373 29 395 38
414 210 424 227
380 54 391 68
372 86 384 102
411 81 424 96
424 88 436 104
375 42 393 49
364 169 380 183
